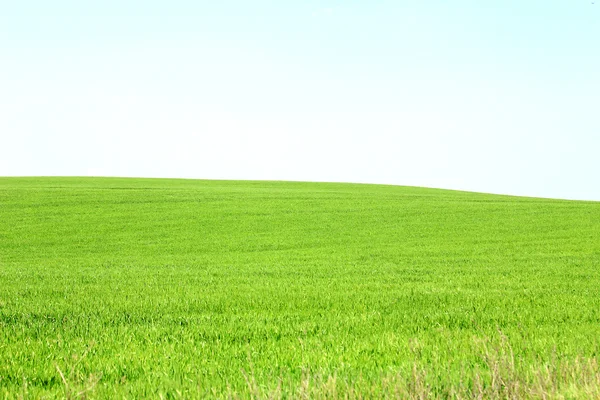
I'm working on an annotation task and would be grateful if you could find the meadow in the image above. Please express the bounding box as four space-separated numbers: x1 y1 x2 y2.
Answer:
1 177 599 399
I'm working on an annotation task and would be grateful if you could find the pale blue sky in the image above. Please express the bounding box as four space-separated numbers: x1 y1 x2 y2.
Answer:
1 1 599 200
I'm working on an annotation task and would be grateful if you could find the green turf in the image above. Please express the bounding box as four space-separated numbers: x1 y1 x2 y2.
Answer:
1 177 599 398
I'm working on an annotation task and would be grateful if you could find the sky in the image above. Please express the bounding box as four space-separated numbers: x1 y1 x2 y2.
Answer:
1 0 599 200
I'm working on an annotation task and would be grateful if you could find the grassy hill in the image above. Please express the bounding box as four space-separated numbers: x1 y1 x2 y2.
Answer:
1 177 599 398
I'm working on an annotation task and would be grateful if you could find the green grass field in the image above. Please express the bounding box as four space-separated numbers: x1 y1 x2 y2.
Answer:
1 177 599 399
